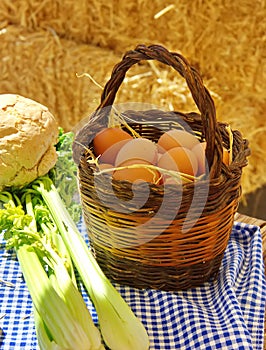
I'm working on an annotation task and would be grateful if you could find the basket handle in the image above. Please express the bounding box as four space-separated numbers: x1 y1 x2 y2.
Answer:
96 44 223 177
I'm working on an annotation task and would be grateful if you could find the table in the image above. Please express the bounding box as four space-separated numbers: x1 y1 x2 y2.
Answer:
234 213 266 350
1 213 266 349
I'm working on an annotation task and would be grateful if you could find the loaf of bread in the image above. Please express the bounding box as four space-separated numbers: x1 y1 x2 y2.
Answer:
0 94 58 190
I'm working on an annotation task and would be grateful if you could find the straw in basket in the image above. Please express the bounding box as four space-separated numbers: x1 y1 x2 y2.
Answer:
73 44 250 291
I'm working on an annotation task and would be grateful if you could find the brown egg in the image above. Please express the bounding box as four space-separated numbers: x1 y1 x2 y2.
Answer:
93 127 132 157
163 175 183 185
95 163 114 179
191 142 207 176
97 163 114 171
115 138 158 166
157 129 199 152
113 158 161 184
157 152 163 162
157 147 198 177
99 139 131 165
223 147 230 166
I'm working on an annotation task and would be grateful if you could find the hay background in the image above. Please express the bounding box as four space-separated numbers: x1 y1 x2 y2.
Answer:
0 0 265 198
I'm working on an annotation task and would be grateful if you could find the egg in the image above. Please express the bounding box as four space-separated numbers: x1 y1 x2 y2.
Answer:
99 139 131 165
95 163 114 180
115 137 158 166
157 152 163 162
223 147 230 166
113 158 161 184
157 129 199 152
157 147 198 177
163 175 183 185
191 142 207 176
93 127 132 157
97 163 114 171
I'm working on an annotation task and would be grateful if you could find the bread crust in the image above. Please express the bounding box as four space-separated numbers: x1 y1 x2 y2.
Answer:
0 94 58 190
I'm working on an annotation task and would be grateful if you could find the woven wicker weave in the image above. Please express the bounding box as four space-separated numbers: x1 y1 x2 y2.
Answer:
74 44 249 291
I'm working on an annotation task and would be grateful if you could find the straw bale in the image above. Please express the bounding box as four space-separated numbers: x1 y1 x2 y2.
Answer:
0 24 120 131
1 1 265 57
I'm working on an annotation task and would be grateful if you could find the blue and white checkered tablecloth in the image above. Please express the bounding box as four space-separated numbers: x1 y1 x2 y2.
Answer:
0 220 265 350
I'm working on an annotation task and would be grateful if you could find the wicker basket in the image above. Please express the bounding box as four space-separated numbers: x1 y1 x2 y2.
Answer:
73 44 250 291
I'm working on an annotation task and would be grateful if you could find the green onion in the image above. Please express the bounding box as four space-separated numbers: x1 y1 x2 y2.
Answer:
17 245 96 350
35 177 150 350
0 191 104 350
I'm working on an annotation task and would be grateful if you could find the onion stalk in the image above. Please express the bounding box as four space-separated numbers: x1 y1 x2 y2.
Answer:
0 191 104 350
35 176 150 350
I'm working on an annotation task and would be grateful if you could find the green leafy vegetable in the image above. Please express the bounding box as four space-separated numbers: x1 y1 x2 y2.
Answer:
50 129 82 224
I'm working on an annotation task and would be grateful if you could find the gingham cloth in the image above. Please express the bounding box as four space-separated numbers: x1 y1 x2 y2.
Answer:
0 220 265 350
